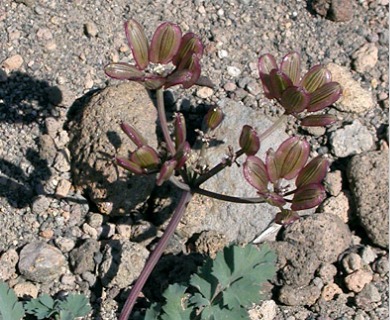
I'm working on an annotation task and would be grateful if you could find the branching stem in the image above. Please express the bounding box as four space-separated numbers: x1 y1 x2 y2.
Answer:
258 114 288 141
156 88 176 155
193 187 266 204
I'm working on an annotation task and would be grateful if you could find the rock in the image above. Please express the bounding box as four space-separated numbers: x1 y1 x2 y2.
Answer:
311 0 330 17
99 240 149 289
193 230 228 259
0 249 19 281
13 282 39 298
354 283 381 309
318 191 351 223
272 213 351 288
115 224 132 239
248 300 277 320
2 54 24 71
53 149 71 172
321 283 343 301
88 213 104 228
31 195 51 216
223 82 237 92
347 150 389 248
278 284 321 306
323 170 343 196
361 246 378 265
82 222 98 239
18 242 66 283
246 81 261 95
175 99 289 244
55 179 72 198
39 134 57 166
328 0 353 22
69 82 157 215
196 87 214 99
69 239 100 274
227 66 241 77
84 21 98 37
318 263 338 284
352 43 378 73
54 237 75 253
342 252 362 274
344 269 373 293
330 120 374 157
372 255 389 275
326 63 375 113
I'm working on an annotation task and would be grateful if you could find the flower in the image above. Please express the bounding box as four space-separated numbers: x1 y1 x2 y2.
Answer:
105 19 204 90
243 137 328 210
258 52 342 126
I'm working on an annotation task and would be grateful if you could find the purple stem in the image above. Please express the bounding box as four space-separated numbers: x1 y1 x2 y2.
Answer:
119 191 192 320
156 88 176 155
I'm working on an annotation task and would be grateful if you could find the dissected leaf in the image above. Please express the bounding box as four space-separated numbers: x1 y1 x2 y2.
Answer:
24 294 56 320
0 281 25 320
161 284 192 320
58 293 91 318
144 302 162 320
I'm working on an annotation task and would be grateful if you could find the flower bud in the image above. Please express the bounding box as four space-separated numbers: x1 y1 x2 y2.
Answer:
172 33 203 66
280 51 301 85
239 125 260 156
174 141 191 169
104 62 145 80
130 146 160 170
124 19 149 70
116 157 143 175
300 114 337 127
243 156 269 192
174 113 186 149
120 122 146 147
295 156 329 188
204 106 224 130
149 22 182 64
274 209 300 226
291 183 326 211
156 159 177 186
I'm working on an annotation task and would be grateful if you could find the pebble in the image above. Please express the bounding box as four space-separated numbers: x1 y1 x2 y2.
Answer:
115 224 132 239
372 255 389 275
330 120 374 157
18 242 66 283
248 300 277 320
324 170 343 196
326 63 375 113
361 246 378 265
54 237 75 253
355 283 381 309
82 223 98 239
88 213 104 228
13 282 39 298
46 117 62 137
0 249 19 281
352 43 378 73
31 195 51 216
2 54 24 71
344 269 373 293
318 191 350 223
61 274 76 286
36 27 53 40
53 149 71 172
196 87 214 99
246 81 261 95
321 283 343 301
343 252 362 273
39 229 54 239
218 49 228 59
227 66 241 77
318 263 338 284
55 179 72 198
223 82 237 92
329 0 353 22
82 271 96 286
54 130 70 149
69 239 100 274
84 21 99 37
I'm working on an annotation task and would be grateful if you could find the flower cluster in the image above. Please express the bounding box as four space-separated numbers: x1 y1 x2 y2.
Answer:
258 52 342 126
242 134 329 211
105 19 203 90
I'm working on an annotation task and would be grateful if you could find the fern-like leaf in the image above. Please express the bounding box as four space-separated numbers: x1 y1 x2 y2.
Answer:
160 283 192 320
24 294 56 319
57 293 91 318
0 281 25 320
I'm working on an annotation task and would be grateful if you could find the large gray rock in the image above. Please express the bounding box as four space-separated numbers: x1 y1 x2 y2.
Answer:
69 82 158 215
18 242 67 283
347 150 389 248
175 98 289 244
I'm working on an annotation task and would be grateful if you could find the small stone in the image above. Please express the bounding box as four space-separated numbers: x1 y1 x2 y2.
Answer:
39 229 54 239
248 300 277 320
54 237 75 253
45 117 61 138
304 126 326 137
55 179 72 198
13 282 38 298
372 255 389 275
361 246 378 265
330 120 374 157
69 239 100 274
82 271 96 286
224 82 237 92
88 213 104 228
218 49 228 59
246 81 261 95
355 283 381 309
53 149 71 172
321 283 343 301
116 224 132 239
196 87 214 99
344 269 373 293
278 284 321 306
45 40 57 51
82 223 98 239
54 130 70 149
18 242 66 283
84 73 94 89
2 54 24 71
227 66 241 77
31 195 51 215
0 249 19 281
326 63 375 113
14 0 35 7
342 252 362 273
84 21 98 37
318 263 338 284
36 27 53 40
61 274 76 286
352 43 378 73
318 191 351 223
324 170 343 196
329 0 353 22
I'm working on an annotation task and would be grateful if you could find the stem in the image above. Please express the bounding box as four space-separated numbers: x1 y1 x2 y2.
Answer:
193 187 266 204
156 88 176 155
259 114 287 141
119 191 192 320
194 149 244 187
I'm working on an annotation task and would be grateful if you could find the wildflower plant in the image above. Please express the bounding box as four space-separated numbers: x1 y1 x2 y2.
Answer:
104 19 342 319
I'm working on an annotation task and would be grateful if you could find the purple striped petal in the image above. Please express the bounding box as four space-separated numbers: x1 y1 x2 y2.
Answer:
149 22 182 64
300 114 337 127
104 63 144 80
243 156 269 192
291 183 326 210
301 65 332 93
280 86 310 114
307 82 342 112
280 51 301 85
295 156 329 188
124 19 149 70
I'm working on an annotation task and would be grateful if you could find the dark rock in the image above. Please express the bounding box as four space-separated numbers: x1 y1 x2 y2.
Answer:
328 0 353 22
18 242 66 283
69 239 100 274
347 150 389 248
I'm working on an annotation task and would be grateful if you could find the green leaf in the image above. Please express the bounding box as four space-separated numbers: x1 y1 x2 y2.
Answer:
161 284 192 320
24 294 56 319
201 305 248 320
0 281 25 320
190 273 218 302
59 309 75 320
58 294 91 318
188 292 210 309
144 302 162 320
